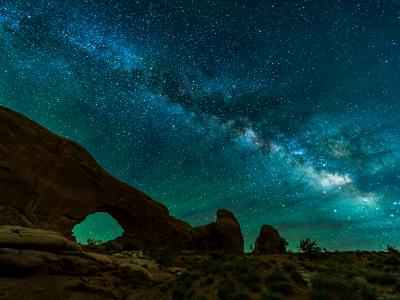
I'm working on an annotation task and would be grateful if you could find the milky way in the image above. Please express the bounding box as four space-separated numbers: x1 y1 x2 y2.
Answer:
1 1 400 250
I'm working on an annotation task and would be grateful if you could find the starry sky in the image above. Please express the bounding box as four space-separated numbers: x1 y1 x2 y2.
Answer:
1 0 400 250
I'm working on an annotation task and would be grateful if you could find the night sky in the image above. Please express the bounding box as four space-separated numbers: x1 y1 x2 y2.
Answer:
1 1 400 250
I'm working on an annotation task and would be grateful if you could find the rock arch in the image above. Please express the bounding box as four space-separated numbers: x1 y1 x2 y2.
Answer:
72 211 124 244
0 106 243 253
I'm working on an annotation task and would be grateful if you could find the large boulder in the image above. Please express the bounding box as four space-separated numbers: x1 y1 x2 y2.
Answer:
191 209 244 253
253 225 287 254
0 227 165 281
0 226 82 252
0 105 243 253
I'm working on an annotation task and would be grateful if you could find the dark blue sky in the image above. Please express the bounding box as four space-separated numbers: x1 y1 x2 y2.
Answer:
1 0 400 250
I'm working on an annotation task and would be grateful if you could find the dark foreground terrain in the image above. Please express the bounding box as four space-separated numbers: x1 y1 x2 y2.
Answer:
1 230 400 300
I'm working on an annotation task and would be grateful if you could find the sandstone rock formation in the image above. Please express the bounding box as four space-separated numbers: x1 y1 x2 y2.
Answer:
191 209 244 253
253 224 287 254
0 106 243 253
0 226 178 299
0 226 82 252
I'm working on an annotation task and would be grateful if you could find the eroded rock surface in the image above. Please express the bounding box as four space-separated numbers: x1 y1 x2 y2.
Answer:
0 227 178 299
191 209 244 253
0 226 82 252
254 224 287 254
0 106 244 253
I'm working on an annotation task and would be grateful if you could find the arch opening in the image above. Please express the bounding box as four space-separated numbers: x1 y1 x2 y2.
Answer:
72 212 125 244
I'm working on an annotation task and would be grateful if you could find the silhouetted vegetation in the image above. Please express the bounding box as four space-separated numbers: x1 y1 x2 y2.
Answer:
158 250 400 299
217 279 251 300
365 272 397 285
310 274 378 300
387 245 399 254
298 238 322 257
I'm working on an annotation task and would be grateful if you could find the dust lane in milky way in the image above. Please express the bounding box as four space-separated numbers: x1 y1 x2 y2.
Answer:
1 0 400 250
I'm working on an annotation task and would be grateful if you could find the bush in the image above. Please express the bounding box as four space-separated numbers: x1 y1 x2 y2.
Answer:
309 289 336 300
192 296 209 300
365 272 397 285
237 272 262 292
311 274 378 300
181 275 194 289
210 251 229 261
281 262 295 272
387 245 399 254
235 271 261 286
204 275 214 285
384 255 400 266
291 269 306 285
265 268 294 296
217 280 236 300
217 280 251 300
266 269 286 283
298 238 322 257
261 291 281 300
152 251 174 267
171 286 185 300
395 281 400 292
82 238 104 251
268 281 294 295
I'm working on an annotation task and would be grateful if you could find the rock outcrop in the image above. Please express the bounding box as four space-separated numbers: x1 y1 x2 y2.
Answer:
0 226 82 252
253 224 287 254
0 226 178 299
0 106 243 253
191 209 244 253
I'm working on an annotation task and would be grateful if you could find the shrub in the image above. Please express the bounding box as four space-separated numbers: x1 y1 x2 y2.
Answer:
204 275 214 285
311 274 378 300
192 296 208 300
236 271 261 285
210 251 228 261
261 291 281 300
291 269 306 285
152 251 174 267
281 262 295 272
181 275 194 289
217 280 251 300
262 261 271 269
384 255 400 266
298 238 322 257
217 280 236 300
309 289 336 300
383 266 398 273
395 281 400 292
387 245 399 254
365 272 396 285
268 281 294 295
83 238 105 251
171 286 185 300
232 258 262 291
378 273 397 285
232 291 252 300
281 238 289 252
266 269 286 283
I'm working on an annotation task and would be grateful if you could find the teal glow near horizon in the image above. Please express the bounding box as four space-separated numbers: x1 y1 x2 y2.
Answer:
72 212 125 244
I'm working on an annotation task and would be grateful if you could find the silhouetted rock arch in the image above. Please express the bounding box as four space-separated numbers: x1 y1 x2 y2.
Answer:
0 106 243 253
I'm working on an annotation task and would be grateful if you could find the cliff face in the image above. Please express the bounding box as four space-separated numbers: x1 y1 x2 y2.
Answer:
0 106 243 253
